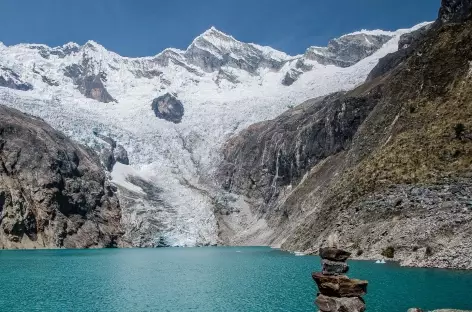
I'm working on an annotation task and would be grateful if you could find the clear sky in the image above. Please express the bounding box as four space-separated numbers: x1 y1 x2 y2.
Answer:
0 0 439 57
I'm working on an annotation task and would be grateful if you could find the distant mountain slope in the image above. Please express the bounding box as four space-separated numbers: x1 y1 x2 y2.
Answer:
0 22 425 247
217 0 472 269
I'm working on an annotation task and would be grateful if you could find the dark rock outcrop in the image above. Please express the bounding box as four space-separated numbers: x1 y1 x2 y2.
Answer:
151 93 185 124
398 24 433 50
92 131 130 171
215 69 240 85
0 66 33 91
32 63 60 87
81 74 116 103
282 69 302 86
439 0 472 23
64 56 116 103
29 43 80 59
0 105 122 248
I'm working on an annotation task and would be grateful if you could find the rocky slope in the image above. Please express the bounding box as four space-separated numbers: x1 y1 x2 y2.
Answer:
0 105 122 249
218 0 472 269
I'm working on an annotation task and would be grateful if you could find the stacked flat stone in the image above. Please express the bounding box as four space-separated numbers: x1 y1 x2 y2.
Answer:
312 247 368 312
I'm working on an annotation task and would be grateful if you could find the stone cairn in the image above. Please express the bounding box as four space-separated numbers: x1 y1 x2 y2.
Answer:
312 247 368 312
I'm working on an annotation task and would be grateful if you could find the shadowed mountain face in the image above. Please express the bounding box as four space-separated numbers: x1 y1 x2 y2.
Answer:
217 0 472 269
0 105 122 249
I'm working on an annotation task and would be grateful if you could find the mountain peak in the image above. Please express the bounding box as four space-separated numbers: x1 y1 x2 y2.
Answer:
202 26 231 38
83 40 107 52
196 26 237 47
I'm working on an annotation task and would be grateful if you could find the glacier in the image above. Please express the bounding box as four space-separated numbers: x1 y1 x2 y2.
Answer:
0 23 429 247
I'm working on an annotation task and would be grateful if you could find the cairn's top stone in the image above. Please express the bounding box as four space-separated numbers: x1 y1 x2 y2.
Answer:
319 247 352 262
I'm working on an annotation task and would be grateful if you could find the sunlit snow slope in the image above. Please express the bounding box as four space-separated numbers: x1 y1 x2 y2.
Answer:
0 23 429 246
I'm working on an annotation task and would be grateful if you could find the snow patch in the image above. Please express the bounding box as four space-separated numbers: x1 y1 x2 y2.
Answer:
110 162 146 194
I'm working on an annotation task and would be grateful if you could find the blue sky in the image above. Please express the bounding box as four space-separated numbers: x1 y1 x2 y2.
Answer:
0 0 439 57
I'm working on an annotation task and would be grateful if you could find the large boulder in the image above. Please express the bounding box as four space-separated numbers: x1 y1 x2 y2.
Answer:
151 93 185 124
315 294 365 312
0 105 122 248
320 247 352 261
312 273 368 297
322 259 349 275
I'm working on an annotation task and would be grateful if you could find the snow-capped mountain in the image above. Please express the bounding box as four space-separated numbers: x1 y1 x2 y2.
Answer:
0 23 429 247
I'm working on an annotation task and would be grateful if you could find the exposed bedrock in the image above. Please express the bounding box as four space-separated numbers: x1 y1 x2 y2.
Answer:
0 105 122 249
0 66 33 91
92 130 130 171
64 55 117 103
217 0 472 269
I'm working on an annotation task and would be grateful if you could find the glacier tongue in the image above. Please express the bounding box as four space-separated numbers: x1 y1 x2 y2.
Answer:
0 23 429 246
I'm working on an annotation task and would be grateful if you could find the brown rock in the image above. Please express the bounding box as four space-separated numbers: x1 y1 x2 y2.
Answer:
312 272 368 297
319 247 352 261
322 259 349 275
315 294 365 312
0 105 122 249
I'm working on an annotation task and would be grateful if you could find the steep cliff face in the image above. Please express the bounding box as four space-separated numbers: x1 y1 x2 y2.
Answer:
0 105 122 249
218 0 472 269
219 88 383 208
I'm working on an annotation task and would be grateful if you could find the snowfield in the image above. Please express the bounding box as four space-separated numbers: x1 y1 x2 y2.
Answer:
0 23 429 246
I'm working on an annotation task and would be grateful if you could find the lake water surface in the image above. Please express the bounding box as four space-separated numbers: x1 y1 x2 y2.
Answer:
0 247 471 312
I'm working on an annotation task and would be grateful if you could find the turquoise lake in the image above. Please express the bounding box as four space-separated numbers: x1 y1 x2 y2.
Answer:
0 247 471 312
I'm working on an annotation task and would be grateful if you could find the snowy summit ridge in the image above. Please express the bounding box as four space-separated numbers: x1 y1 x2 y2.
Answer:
0 22 429 247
